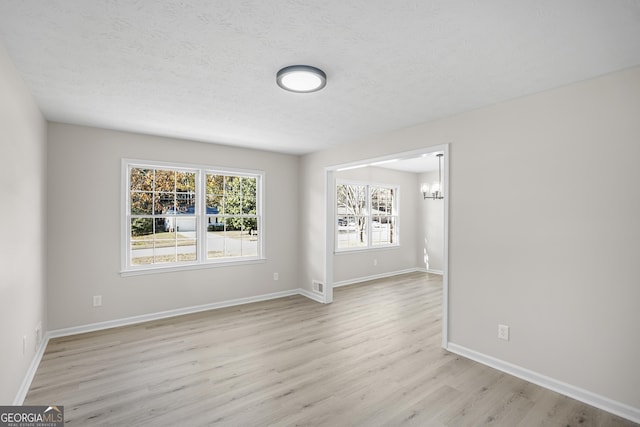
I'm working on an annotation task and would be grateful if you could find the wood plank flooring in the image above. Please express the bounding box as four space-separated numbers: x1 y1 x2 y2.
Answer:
26 272 636 426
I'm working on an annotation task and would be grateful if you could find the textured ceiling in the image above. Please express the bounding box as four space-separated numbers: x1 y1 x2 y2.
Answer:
1 1 640 155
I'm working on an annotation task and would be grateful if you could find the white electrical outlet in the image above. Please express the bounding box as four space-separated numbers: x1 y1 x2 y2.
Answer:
373 259 378 266
498 324 510 341
273 272 279 281
93 295 102 307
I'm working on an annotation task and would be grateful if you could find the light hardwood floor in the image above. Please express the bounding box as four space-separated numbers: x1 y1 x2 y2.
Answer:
26 272 636 426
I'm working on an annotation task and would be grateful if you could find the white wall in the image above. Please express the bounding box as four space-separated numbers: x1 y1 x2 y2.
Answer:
46 123 300 330
418 170 444 272
333 166 420 283
0 43 47 404
300 67 640 412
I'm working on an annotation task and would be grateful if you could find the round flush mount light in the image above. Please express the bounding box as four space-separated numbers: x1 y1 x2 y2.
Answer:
276 65 326 93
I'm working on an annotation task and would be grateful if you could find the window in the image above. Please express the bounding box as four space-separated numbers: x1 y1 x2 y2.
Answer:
336 181 398 251
123 160 263 273
205 174 259 259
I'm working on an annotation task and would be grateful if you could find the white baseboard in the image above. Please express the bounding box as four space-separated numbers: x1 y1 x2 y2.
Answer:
13 334 49 405
48 289 302 339
298 288 326 303
333 268 423 288
447 343 640 424
14 287 323 404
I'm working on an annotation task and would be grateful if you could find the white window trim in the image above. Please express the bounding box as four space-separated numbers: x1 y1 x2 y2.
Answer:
121 159 265 275
335 179 400 253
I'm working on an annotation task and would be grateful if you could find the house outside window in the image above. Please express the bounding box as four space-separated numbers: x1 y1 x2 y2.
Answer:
336 180 398 251
123 160 263 273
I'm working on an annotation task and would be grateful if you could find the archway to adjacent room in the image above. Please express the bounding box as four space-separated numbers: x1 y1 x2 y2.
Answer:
323 144 450 348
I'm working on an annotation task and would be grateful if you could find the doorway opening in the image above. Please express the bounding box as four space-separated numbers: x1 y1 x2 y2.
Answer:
323 144 449 348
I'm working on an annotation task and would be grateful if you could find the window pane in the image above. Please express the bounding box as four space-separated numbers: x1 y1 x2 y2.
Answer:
388 216 396 244
154 228 177 264
206 175 224 194
371 187 392 214
154 193 175 215
207 217 226 259
354 217 368 247
242 177 257 214
243 194 256 214
163 215 175 232
206 216 224 232
225 226 242 257
225 176 241 195
224 216 243 257
337 216 356 231
154 169 175 192
337 216 367 249
207 217 246 259
383 188 393 214
176 193 195 211
154 252 177 264
178 245 197 262
337 184 367 215
176 222 197 262
130 168 153 191
131 240 153 265
371 187 380 211
131 192 153 215
154 225 176 240
175 171 196 192
175 217 197 234
372 215 391 245
207 194 224 214
167 216 196 232
130 218 154 265
241 218 258 257
131 218 154 237
224 177 242 217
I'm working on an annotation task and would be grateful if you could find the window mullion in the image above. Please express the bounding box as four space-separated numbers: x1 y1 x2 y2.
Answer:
197 170 205 262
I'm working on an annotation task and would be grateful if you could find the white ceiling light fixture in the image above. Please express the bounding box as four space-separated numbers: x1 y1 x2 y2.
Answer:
277 65 327 93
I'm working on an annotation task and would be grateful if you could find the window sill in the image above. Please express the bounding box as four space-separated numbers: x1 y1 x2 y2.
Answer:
121 257 266 277
334 244 400 255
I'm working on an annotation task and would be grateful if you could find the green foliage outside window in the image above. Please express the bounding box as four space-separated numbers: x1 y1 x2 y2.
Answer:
207 174 257 233
131 218 153 236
